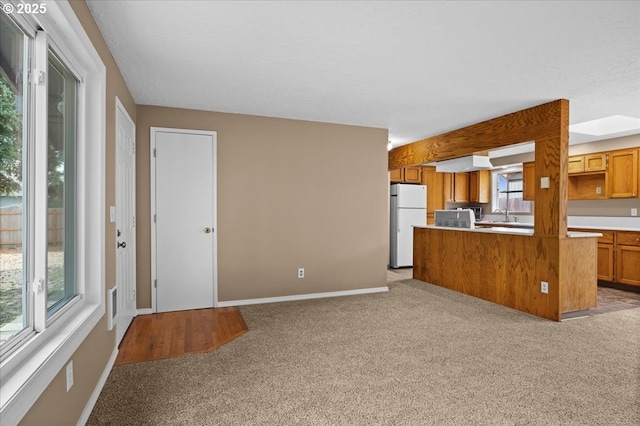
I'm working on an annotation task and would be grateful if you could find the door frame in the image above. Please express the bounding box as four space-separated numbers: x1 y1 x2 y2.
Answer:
150 127 218 312
115 96 136 344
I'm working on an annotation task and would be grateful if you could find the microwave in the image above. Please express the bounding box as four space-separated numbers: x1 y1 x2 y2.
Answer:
469 207 483 220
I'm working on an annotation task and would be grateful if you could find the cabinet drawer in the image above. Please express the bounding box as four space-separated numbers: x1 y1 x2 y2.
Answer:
598 230 615 244
616 231 640 246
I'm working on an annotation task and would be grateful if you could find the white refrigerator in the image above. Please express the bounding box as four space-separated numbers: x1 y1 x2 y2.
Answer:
389 184 427 268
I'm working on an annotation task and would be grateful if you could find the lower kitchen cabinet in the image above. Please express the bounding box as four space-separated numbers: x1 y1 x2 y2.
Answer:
572 228 640 287
597 243 614 281
616 231 640 286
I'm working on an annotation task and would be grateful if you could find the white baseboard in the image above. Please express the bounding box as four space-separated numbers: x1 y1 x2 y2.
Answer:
217 286 389 307
136 308 154 315
77 348 118 426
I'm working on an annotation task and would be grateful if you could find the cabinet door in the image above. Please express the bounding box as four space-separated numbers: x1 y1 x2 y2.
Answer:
442 173 454 202
616 245 640 286
404 167 422 183
568 156 585 174
597 243 614 281
608 149 638 198
469 170 490 203
523 162 535 201
584 153 607 172
390 168 403 183
454 173 469 202
421 167 444 224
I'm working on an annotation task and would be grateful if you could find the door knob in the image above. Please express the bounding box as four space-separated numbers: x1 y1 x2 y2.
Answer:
204 227 212 234
117 241 127 249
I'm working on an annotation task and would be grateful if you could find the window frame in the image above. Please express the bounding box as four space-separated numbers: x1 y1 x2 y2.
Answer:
0 2 106 424
491 168 533 215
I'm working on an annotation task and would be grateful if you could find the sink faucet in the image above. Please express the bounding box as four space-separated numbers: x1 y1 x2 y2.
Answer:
496 207 509 222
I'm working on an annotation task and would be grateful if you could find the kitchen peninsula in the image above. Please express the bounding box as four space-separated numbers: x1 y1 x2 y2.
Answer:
389 99 600 321
412 225 600 319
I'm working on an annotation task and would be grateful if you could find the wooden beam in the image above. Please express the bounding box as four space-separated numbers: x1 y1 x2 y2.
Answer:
388 99 567 170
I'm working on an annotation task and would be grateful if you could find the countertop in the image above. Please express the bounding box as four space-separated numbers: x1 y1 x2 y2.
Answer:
415 225 602 239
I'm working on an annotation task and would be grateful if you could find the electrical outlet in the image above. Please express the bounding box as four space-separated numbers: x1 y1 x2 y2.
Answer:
541 281 549 294
298 268 304 279
66 361 74 392
595 187 602 195
632 208 638 217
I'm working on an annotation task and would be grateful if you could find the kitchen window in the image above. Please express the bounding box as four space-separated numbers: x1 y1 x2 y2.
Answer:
0 2 106 423
491 169 533 214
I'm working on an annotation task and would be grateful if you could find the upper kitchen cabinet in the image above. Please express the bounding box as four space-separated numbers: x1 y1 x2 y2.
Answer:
568 153 607 174
421 167 444 224
390 166 422 184
443 172 469 203
608 149 638 198
469 170 490 203
534 146 639 200
390 168 403 182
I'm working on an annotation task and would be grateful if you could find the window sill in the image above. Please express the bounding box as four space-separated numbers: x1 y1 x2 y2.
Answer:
0 302 103 425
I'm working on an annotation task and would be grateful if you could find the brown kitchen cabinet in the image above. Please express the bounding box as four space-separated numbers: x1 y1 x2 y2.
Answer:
523 162 535 201
570 228 640 287
390 166 422 184
594 230 615 282
608 149 638 198
442 172 469 203
597 243 615 281
568 153 607 174
615 231 640 286
390 168 403 182
421 166 444 224
469 170 490 203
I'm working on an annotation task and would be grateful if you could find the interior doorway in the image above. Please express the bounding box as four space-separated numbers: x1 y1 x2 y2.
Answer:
150 128 218 312
115 98 137 345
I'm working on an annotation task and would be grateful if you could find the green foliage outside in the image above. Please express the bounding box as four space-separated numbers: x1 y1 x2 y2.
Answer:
0 74 22 196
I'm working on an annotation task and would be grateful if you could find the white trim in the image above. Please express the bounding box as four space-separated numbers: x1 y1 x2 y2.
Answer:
150 127 218 312
76 348 118 426
136 308 154 316
0 1 106 424
217 286 390 307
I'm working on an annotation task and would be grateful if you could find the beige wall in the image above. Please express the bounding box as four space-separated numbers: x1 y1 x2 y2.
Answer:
20 1 136 424
136 106 389 307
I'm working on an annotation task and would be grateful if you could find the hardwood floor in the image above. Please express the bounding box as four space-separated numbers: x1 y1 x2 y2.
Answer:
115 307 248 365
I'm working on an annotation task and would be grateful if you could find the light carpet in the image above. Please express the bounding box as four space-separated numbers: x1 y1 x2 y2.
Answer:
88 280 640 425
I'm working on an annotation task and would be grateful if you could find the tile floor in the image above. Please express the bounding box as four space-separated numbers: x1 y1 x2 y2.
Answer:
591 285 640 315
387 268 640 317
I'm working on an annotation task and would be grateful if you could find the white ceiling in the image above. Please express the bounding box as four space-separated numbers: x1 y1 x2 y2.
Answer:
86 1 640 152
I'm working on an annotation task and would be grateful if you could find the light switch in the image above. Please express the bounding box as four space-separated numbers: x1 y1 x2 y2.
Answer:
540 177 550 189
109 206 116 223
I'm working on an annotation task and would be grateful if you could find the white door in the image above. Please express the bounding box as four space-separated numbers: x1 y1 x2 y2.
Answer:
115 99 137 345
153 129 216 312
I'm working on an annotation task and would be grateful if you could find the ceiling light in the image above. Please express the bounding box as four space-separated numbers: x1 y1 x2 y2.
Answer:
569 115 640 136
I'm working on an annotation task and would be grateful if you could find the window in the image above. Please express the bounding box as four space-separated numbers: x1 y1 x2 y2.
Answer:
0 2 106 423
491 169 533 214
46 52 77 317
0 7 29 353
